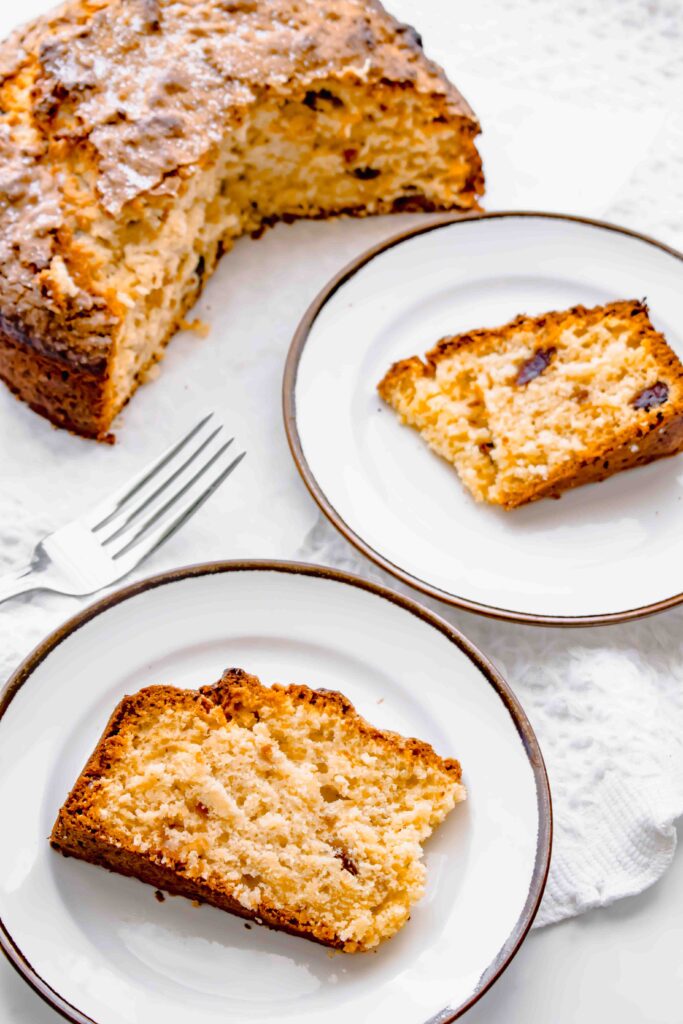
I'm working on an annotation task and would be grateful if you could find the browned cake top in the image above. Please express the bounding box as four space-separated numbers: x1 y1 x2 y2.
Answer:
0 0 479 380
1 0 475 215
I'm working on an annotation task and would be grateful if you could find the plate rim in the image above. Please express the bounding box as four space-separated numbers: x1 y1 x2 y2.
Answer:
0 558 551 1024
282 209 683 627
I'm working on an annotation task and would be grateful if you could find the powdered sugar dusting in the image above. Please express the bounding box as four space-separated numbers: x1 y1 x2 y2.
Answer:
14 0 469 213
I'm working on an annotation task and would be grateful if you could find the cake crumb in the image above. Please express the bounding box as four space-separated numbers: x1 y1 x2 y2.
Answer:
154 889 165 902
139 361 161 383
180 317 211 338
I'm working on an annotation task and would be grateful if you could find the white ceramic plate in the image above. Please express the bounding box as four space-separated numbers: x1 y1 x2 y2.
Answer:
0 562 550 1024
284 212 683 625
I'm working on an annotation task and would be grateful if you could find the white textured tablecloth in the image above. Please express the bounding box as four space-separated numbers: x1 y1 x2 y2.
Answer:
2 0 683 930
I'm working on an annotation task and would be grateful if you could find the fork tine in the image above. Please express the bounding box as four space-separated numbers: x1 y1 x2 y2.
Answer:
113 451 246 571
98 427 230 544
109 442 233 557
82 413 215 531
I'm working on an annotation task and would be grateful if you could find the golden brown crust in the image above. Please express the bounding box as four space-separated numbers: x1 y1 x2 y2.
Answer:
205 668 462 780
377 355 428 405
422 300 661 367
381 302 663 381
51 668 461 950
0 323 113 439
52 828 352 949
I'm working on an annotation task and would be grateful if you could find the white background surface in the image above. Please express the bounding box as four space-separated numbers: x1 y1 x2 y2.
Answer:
1 0 683 1021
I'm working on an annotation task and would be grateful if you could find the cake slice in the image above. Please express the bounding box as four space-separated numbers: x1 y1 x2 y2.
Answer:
51 668 464 952
0 0 483 440
378 300 683 509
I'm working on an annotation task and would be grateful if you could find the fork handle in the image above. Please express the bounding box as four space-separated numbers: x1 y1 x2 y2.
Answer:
0 565 41 605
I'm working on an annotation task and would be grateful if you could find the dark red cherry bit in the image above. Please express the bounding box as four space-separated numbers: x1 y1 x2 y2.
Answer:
515 347 556 386
632 381 669 411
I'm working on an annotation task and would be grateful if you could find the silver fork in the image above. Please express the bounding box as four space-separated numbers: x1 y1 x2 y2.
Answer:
0 415 245 605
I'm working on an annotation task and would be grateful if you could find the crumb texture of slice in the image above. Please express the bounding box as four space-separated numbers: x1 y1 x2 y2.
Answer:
51 668 464 952
0 0 483 439
378 300 683 509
